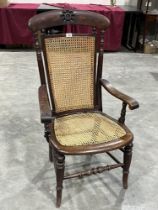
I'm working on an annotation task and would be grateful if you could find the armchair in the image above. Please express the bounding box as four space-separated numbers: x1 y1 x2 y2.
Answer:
28 9 139 208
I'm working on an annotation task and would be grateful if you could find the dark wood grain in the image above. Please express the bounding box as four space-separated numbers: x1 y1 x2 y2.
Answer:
119 102 127 123
54 150 65 208
38 85 52 123
97 30 105 111
123 143 133 189
64 163 124 180
100 79 139 110
34 33 46 85
28 10 110 32
28 9 139 208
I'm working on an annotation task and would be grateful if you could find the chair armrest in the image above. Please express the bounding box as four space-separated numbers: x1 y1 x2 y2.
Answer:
100 79 139 110
38 85 53 123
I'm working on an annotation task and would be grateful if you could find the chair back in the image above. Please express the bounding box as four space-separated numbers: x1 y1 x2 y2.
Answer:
28 10 110 114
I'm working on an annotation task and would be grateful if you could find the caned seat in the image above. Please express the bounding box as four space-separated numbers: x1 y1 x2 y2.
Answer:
29 9 139 208
54 112 126 146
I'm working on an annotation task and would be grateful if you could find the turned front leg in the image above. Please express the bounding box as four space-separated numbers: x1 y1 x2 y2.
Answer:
123 143 133 189
55 152 65 208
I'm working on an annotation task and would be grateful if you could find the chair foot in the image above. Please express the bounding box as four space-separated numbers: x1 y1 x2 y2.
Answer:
49 144 53 162
123 143 133 189
123 172 128 189
54 151 65 208
56 188 62 208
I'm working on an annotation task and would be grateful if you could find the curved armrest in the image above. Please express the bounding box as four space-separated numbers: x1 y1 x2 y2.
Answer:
100 79 139 110
38 85 53 123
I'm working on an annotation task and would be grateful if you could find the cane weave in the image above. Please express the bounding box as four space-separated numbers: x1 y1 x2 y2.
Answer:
44 36 95 113
54 112 126 146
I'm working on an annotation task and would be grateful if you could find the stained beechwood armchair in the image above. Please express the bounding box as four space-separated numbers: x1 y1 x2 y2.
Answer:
28 10 139 208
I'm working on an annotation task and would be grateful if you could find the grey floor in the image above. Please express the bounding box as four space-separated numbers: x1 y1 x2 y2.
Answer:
0 51 158 210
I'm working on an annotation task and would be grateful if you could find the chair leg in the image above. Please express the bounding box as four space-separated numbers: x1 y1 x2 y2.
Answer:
54 151 65 208
44 124 53 162
44 123 50 142
49 144 53 162
123 143 133 189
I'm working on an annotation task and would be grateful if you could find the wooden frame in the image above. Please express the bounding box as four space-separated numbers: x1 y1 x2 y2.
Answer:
29 9 139 208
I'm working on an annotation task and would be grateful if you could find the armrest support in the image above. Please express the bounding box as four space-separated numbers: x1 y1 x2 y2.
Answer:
100 79 139 110
38 85 53 123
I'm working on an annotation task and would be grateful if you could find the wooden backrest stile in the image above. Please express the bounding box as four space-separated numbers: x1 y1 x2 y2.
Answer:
97 30 105 111
34 32 46 85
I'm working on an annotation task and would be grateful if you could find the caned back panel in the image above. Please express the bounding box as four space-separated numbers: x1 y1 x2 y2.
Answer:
44 36 95 113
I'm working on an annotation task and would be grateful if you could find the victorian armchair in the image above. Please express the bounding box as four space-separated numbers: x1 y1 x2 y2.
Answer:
28 10 139 208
